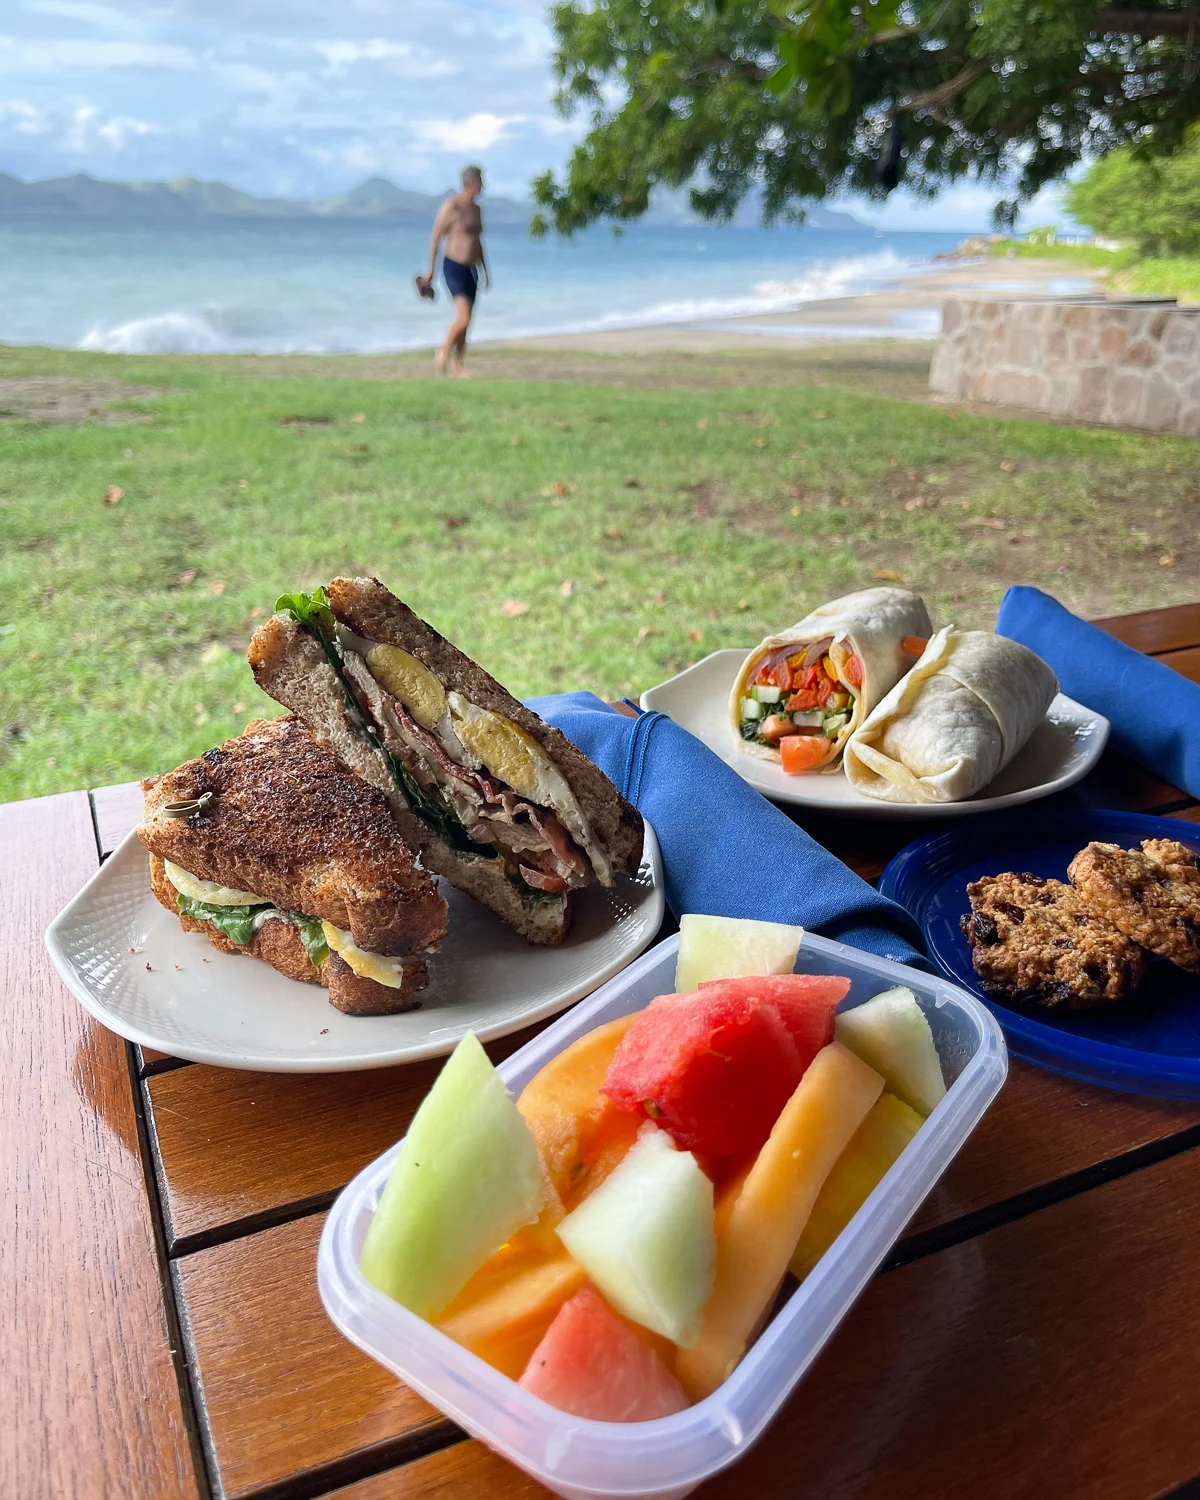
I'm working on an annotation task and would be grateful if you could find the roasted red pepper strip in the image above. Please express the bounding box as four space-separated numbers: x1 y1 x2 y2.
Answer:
842 653 863 687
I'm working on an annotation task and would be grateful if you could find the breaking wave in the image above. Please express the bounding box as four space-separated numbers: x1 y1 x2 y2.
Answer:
79 311 230 354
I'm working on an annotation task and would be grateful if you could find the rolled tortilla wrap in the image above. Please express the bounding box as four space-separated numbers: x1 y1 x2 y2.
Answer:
730 587 932 770
843 628 1058 803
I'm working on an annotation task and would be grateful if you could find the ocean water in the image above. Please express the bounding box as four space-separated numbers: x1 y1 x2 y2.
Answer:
0 216 968 354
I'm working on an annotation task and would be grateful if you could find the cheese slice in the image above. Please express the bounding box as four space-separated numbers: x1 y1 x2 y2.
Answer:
321 921 410 989
163 861 270 908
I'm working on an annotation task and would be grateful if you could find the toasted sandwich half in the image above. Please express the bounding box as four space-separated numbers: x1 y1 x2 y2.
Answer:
247 576 644 946
138 715 449 1015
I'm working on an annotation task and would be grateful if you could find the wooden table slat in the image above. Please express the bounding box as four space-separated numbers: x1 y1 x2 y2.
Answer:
148 1024 546 1250
90 778 144 860
338 1147 1200 1500
175 1213 451 1499
1 792 197 1499
1094 600 1200 656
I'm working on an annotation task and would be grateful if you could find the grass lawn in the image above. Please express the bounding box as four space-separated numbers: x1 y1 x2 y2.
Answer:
3 339 1200 803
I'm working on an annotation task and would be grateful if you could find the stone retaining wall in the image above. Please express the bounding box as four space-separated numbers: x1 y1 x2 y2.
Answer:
930 297 1200 436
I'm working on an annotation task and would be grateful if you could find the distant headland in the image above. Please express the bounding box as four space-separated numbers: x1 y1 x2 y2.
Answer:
0 171 863 230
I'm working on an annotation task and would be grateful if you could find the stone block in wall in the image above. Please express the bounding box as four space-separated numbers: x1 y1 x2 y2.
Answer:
930 298 1200 436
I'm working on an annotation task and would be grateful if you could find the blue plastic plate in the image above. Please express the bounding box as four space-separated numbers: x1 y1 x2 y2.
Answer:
880 808 1200 1098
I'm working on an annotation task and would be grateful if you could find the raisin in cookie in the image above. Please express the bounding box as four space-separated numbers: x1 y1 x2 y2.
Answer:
960 871 1146 1009
1068 839 1200 972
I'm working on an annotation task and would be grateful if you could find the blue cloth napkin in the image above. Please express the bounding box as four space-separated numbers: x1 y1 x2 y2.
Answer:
996 585 1200 800
526 690 927 969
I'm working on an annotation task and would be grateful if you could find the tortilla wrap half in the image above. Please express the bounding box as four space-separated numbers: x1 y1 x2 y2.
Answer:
730 587 932 768
843 627 1058 803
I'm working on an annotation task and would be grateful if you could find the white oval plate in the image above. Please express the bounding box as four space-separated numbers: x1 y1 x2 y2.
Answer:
641 650 1109 820
45 823 663 1072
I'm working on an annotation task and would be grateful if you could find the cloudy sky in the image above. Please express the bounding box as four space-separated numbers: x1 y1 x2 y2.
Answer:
0 0 1060 228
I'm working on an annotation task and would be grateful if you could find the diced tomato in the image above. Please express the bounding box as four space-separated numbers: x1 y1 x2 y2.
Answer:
780 734 832 773
785 689 821 712
759 713 793 744
843 653 863 687
797 662 823 689
902 636 928 657
755 662 775 687
815 675 836 706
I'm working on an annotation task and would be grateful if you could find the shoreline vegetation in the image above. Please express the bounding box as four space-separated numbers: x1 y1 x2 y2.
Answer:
983 235 1200 304
4 300 1199 803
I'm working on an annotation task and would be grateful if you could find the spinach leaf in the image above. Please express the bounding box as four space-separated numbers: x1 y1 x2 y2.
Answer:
276 583 495 859
291 913 330 968
505 872 566 908
177 895 266 946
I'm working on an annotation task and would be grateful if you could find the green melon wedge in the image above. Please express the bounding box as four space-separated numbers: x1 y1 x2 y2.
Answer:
360 1031 544 1319
555 1127 716 1347
834 986 946 1117
674 914 804 993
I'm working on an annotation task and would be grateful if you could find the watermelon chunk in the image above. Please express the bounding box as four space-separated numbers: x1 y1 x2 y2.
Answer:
519 1284 689 1422
698 974 848 1066
601 990 805 1158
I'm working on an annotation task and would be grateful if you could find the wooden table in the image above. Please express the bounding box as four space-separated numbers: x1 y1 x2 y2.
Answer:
9 602 1200 1500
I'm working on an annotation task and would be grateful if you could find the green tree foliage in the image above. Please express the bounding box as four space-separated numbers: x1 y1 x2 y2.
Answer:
532 1 1200 235
1067 134 1200 255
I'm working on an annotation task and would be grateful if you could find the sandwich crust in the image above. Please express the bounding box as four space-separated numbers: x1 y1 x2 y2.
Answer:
148 853 427 1014
139 715 447 957
248 595 635 946
327 576 644 876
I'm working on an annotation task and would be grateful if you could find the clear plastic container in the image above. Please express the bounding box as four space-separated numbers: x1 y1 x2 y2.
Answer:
318 932 1007 1500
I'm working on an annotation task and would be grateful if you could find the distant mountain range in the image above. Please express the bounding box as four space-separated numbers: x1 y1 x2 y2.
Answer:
0 171 864 230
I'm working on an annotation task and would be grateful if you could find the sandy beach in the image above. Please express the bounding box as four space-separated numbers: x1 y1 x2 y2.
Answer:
492 255 1103 355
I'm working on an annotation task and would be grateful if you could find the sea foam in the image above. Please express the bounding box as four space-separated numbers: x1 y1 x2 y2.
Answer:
79 311 230 354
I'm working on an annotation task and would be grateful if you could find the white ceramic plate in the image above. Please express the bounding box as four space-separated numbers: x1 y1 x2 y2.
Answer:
45 824 663 1072
641 650 1109 820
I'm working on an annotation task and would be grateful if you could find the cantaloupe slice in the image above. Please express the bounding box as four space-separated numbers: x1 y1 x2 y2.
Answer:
436 1248 587 1379
788 1091 923 1280
674 1042 883 1400
835 986 946 1116
360 1031 544 1318
674 914 804 993
518 1013 641 1206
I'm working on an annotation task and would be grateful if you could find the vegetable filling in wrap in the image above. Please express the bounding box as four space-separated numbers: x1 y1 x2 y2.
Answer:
843 628 1058 803
730 587 932 773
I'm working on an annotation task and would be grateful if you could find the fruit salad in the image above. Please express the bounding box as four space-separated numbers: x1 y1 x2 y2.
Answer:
359 916 946 1422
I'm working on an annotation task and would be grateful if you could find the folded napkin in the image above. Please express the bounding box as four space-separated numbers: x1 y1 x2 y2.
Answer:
997 585 1200 798
527 691 927 969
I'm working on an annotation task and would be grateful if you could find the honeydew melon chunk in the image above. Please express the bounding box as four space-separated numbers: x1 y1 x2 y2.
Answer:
674 1042 883 1400
555 1127 716 1347
834 986 946 1117
674 914 805 993
359 1031 544 1319
789 1091 923 1280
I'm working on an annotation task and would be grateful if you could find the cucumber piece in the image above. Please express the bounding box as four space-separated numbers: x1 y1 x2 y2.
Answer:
823 712 850 738
752 684 782 705
740 697 764 721
791 709 825 728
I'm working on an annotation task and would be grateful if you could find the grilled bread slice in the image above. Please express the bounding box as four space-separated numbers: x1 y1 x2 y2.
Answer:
139 715 447 1015
248 577 644 947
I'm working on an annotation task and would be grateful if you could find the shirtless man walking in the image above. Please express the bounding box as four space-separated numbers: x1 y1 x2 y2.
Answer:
418 164 489 377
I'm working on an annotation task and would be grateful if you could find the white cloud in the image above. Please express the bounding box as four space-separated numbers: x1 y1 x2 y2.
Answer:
0 35 199 72
0 99 50 134
62 103 161 151
414 112 526 153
